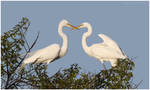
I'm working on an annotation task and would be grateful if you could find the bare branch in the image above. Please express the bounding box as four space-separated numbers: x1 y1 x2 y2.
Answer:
134 80 143 89
5 32 40 89
21 28 30 49
15 32 40 73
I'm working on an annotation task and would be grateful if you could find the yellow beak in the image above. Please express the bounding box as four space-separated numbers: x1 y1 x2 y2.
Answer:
67 23 80 30
71 25 80 30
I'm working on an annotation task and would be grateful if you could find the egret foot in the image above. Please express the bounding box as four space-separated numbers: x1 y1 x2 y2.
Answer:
103 63 107 70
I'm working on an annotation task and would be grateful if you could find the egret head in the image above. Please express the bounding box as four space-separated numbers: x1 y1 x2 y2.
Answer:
59 19 78 30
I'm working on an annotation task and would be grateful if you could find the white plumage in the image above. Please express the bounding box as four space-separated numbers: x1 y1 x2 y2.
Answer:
76 22 127 68
19 19 76 70
23 44 60 65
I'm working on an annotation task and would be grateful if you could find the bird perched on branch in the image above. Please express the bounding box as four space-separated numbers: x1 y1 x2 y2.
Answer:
19 19 77 70
73 22 127 69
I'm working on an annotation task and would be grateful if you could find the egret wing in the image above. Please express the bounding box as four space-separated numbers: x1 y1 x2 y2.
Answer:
98 34 120 49
90 45 123 59
98 34 125 55
23 44 60 64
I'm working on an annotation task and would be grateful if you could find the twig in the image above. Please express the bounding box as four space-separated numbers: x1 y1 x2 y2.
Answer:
5 32 39 88
20 28 29 51
15 31 40 73
20 80 39 88
22 31 30 49
7 77 21 88
5 45 11 88
134 80 143 89
130 56 137 61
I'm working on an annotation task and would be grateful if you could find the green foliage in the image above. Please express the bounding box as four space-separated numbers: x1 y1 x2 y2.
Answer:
26 59 135 89
50 64 81 89
1 17 40 89
1 17 138 89
1 17 31 88
1 17 29 72
94 59 135 89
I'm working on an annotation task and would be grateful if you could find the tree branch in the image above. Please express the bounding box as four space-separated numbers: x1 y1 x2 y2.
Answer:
15 31 40 73
134 80 143 89
5 32 39 88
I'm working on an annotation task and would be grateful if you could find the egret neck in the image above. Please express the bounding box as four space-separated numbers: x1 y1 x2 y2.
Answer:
82 24 92 56
58 23 68 58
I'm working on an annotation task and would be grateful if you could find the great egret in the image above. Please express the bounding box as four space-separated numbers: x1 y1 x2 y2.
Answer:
74 22 127 69
20 19 76 70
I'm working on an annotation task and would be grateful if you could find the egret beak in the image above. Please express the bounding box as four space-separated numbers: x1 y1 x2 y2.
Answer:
67 23 80 30
71 25 80 30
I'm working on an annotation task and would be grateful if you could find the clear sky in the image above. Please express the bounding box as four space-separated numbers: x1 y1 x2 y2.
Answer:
2 1 149 89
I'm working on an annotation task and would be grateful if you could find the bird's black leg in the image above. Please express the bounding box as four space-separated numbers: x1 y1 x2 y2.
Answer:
45 64 48 68
103 63 107 70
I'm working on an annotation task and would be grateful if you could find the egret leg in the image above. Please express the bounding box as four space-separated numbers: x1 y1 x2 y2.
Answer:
103 63 107 70
44 60 50 68
45 63 48 68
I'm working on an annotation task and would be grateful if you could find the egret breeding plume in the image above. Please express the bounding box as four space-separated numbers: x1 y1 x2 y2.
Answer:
74 22 127 69
19 19 77 70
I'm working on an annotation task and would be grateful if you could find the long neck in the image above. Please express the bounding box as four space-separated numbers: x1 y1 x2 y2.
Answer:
82 25 92 55
58 25 68 58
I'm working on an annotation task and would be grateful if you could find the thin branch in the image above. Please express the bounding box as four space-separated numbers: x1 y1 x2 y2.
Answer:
20 80 40 88
22 31 30 49
15 32 40 73
134 80 143 89
23 45 28 52
5 50 11 88
7 79 21 88
5 32 39 88
20 29 28 52
7 72 23 88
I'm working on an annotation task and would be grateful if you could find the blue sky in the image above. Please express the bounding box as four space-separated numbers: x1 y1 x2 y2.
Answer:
2 1 149 88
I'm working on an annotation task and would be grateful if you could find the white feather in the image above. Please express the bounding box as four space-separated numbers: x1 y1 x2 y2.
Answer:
80 22 127 67
19 19 71 71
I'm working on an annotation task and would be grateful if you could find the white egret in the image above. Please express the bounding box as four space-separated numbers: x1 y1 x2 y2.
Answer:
74 22 127 69
20 19 76 70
